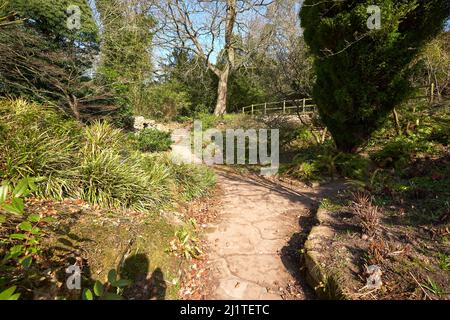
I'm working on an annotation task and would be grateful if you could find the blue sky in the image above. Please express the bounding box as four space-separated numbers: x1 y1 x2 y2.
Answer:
87 1 450 68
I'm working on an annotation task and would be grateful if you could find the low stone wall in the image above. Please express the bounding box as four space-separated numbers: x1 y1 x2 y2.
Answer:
303 207 348 299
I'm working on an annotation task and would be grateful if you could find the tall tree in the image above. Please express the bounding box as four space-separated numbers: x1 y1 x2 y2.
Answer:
300 0 450 152
163 48 219 114
96 0 154 115
0 0 127 124
152 0 275 116
4 0 98 43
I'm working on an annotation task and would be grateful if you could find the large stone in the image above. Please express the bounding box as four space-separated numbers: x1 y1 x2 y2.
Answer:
133 116 156 131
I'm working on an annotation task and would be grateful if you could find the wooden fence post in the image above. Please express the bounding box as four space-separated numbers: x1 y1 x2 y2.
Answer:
251 104 254 115
283 100 286 114
264 103 267 115
302 98 306 113
430 83 434 103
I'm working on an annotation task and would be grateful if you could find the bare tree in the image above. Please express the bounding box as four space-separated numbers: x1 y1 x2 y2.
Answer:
248 0 315 99
152 0 276 116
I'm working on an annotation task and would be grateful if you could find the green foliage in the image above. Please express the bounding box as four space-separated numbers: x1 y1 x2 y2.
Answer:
0 286 20 300
0 177 42 216
82 269 131 300
0 177 56 299
4 0 98 43
135 129 172 153
0 99 81 199
285 142 334 180
300 0 450 152
370 135 438 169
227 69 268 113
335 153 371 181
438 253 450 271
96 0 154 116
0 20 126 124
0 178 54 268
411 31 450 94
170 163 216 202
285 142 372 181
408 176 450 194
0 99 216 211
169 219 203 260
316 151 341 178
162 49 218 116
144 81 191 120
78 122 176 211
286 161 320 181
422 277 445 297
195 112 221 130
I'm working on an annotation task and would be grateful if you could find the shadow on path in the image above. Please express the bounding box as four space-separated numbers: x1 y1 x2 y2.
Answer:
212 166 348 299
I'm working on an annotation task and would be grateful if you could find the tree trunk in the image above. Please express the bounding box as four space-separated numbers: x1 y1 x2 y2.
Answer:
392 107 401 136
213 0 236 117
214 68 230 116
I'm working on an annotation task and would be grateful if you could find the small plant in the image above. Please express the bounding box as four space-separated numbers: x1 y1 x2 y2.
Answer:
0 177 54 266
169 162 216 201
366 240 388 265
288 161 319 181
317 151 341 178
438 253 450 271
350 191 381 237
82 269 132 300
335 153 371 181
169 219 203 260
0 286 20 300
319 198 342 212
135 128 172 153
422 277 444 297
0 177 55 299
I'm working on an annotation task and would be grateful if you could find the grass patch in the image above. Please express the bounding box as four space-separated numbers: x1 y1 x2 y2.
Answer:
133 128 172 153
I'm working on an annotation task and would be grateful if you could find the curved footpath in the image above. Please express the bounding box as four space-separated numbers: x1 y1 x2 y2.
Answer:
204 168 344 300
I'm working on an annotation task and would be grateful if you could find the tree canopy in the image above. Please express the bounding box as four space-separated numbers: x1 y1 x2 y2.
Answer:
300 0 450 151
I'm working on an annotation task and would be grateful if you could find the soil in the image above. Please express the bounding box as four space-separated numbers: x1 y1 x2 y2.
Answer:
313 194 450 300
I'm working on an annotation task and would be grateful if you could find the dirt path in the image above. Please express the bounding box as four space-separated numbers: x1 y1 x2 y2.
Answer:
204 167 345 300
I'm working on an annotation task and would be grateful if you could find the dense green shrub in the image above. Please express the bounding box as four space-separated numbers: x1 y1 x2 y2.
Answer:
0 177 56 300
141 154 216 202
0 2 130 126
300 0 450 152
144 81 191 120
135 129 172 153
336 153 372 181
370 136 438 169
0 99 215 211
285 161 320 181
0 99 81 198
3 0 98 41
169 163 216 202
78 122 171 210
285 142 373 181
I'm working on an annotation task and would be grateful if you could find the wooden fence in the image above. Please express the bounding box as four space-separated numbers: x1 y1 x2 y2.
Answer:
241 98 317 115
240 84 437 116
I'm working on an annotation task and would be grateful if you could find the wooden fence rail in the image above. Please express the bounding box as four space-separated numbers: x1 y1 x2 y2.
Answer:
240 84 437 116
241 98 317 115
